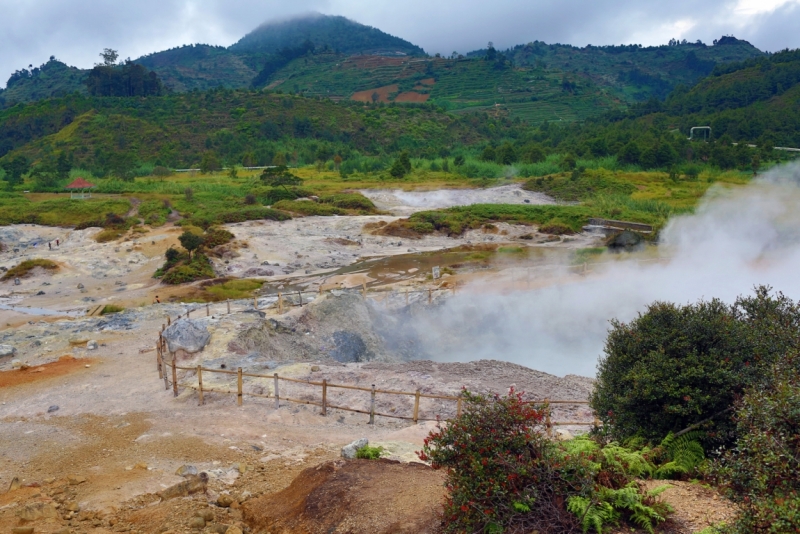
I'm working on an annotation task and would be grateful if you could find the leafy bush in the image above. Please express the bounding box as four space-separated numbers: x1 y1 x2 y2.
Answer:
2 258 58 280
591 287 800 447
420 391 674 534
709 351 800 533
94 228 124 243
419 390 584 533
355 445 385 460
160 253 215 285
202 228 234 248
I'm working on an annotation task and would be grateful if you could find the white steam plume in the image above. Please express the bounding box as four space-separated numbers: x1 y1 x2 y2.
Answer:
410 162 800 377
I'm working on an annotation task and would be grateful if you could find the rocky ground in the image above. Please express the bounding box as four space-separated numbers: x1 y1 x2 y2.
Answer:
0 185 734 533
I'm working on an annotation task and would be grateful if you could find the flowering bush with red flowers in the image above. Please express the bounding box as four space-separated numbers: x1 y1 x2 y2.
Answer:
419 389 592 534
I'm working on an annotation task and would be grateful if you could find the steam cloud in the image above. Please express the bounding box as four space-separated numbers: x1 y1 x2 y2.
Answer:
409 162 800 377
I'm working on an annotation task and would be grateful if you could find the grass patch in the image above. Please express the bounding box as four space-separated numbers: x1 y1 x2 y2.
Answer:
94 228 125 243
356 445 386 460
273 199 346 216
99 305 125 315
2 259 59 280
158 253 215 285
204 279 264 300
497 246 525 254
0 195 131 227
523 170 636 201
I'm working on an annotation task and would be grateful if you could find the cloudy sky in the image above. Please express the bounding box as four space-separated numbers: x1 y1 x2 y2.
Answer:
2 0 800 87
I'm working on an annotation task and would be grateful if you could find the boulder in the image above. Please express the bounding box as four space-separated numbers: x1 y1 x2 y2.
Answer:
242 267 274 277
341 438 369 459
606 230 643 248
176 465 198 477
0 345 17 358
163 319 211 354
87 340 98 350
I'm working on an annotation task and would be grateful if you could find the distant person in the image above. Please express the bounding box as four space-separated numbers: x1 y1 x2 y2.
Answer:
56 239 60 247
154 295 161 304
48 242 51 250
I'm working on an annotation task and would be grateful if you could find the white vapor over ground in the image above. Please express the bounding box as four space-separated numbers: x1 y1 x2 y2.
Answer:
410 162 800 377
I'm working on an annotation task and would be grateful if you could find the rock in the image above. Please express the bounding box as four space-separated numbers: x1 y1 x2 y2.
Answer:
606 230 643 249
12 527 34 534
175 465 198 477
236 463 248 474
197 509 215 522
310 365 321 372
11 359 23 369
217 494 235 508
47 405 59 413
187 516 205 529
66 501 81 512
134 462 148 470
35 290 45 295
162 319 211 354
242 267 274 277
86 340 98 350
554 428 573 441
68 475 86 485
16 502 58 521
341 438 369 459
14 277 21 285
157 473 208 501
0 344 17 357
225 526 243 534
77 283 84 289
7 476 20 492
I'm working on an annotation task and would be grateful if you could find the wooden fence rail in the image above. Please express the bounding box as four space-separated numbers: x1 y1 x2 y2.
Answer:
158 359 597 432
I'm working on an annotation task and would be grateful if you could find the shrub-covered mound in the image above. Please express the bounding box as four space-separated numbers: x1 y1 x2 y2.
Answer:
591 286 800 447
2 258 59 280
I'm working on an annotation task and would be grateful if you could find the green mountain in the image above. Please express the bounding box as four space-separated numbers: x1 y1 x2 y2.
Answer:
137 45 257 92
230 13 426 56
0 59 87 106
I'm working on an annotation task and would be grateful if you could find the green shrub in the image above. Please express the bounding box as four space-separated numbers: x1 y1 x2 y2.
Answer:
94 228 124 243
159 253 215 285
591 287 800 447
355 445 385 460
99 305 124 315
202 228 234 248
420 391 674 534
2 258 59 280
204 279 263 300
709 351 800 533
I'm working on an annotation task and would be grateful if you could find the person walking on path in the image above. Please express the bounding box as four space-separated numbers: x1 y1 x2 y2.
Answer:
48 242 51 250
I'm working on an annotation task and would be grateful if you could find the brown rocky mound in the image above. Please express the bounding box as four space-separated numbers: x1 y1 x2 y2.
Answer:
242 459 446 534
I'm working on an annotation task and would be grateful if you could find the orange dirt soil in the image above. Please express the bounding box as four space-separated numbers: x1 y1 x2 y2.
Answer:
395 92 430 103
351 84 399 103
0 355 94 389
243 459 446 534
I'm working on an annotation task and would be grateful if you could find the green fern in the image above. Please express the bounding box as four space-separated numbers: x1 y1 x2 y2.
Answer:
655 432 705 479
567 496 619 533
601 443 655 479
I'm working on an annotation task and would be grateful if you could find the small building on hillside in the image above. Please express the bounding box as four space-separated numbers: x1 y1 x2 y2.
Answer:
65 178 96 199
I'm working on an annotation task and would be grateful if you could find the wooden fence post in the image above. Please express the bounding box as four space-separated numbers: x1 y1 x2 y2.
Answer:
237 368 243 406
172 356 178 397
186 309 191 319
167 316 171 326
321 379 327 416
428 288 432 305
197 365 204 405
278 293 283 313
362 282 367 298
593 413 600 428
227 299 231 314
163 358 170 391
206 303 210 317
254 296 258 310
413 389 421 423
369 384 376 425
157 335 163 379
456 397 463 418
544 398 552 437
274 373 280 409
297 291 303 307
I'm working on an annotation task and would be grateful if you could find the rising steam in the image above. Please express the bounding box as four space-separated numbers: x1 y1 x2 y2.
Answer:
409 162 800 377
